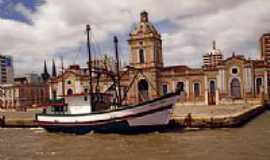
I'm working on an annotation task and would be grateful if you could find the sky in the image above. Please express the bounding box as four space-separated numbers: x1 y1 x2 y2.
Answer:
0 0 270 76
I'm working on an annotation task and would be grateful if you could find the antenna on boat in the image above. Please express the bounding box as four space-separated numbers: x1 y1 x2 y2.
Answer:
86 24 94 109
114 36 122 106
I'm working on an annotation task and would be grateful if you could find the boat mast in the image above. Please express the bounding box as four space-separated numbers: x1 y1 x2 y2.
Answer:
113 36 121 106
86 24 93 108
61 56 65 99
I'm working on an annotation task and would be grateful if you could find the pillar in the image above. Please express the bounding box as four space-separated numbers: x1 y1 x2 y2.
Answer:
215 89 220 105
264 70 268 98
204 75 208 105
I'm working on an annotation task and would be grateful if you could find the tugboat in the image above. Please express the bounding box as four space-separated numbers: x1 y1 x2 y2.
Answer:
35 25 180 134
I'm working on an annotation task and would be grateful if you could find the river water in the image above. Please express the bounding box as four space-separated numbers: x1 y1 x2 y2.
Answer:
1 111 270 160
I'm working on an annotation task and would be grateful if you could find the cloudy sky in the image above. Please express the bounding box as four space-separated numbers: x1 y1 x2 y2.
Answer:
0 0 270 76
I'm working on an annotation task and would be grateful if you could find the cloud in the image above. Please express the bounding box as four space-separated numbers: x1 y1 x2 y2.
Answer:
0 0 270 75
14 2 33 22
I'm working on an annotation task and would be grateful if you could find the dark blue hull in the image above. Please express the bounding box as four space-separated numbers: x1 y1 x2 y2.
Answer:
43 120 175 134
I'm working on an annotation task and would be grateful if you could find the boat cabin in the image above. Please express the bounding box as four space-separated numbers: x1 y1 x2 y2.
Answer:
45 93 113 115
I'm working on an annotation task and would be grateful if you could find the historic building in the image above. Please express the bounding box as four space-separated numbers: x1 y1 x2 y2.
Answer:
49 11 270 106
0 73 49 110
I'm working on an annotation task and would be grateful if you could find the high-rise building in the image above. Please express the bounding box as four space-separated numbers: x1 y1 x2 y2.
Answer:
0 54 14 84
203 40 223 67
260 33 270 63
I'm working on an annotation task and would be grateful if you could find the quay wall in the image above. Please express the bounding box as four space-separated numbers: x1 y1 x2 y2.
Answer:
0 104 267 128
171 104 266 128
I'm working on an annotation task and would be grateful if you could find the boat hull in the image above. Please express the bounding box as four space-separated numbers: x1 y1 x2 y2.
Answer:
36 92 179 134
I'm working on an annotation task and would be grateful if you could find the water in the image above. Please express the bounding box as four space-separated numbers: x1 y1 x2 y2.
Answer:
1 112 270 160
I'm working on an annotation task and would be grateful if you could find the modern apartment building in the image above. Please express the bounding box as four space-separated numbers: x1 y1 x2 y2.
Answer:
0 54 14 84
203 41 224 67
260 33 270 64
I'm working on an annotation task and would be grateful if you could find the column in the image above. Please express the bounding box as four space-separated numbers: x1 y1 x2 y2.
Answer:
185 79 189 98
264 70 268 97
204 75 208 105
215 89 219 105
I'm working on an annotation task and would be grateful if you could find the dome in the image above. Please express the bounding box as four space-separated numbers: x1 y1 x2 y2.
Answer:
130 11 159 36
209 49 222 55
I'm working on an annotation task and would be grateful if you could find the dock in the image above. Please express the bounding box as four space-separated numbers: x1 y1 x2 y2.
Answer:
171 103 267 128
0 103 268 128
0 109 40 128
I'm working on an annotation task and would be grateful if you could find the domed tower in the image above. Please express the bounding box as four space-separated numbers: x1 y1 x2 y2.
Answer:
127 11 163 104
128 11 163 69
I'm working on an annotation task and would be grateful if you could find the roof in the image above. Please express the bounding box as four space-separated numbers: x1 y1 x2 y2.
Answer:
161 65 190 72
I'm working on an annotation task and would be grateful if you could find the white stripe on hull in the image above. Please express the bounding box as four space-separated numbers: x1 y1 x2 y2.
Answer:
128 109 172 126
37 95 179 126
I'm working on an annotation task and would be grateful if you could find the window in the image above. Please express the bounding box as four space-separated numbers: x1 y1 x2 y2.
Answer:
84 95 88 101
194 83 200 97
176 82 184 92
84 88 88 101
162 84 168 95
67 80 72 85
67 89 73 95
52 90 57 99
232 68 238 74
256 78 263 94
139 49 145 63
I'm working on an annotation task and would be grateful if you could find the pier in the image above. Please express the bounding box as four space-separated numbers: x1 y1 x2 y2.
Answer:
171 103 267 128
0 103 268 129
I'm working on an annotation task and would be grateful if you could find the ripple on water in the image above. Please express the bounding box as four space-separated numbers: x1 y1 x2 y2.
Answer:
1 112 270 160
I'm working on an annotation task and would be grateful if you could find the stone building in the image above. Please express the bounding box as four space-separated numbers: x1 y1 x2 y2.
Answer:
49 11 270 106
0 74 49 110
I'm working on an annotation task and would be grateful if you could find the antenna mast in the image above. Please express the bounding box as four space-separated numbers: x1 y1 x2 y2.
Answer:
86 24 93 109
114 36 122 106
61 56 65 98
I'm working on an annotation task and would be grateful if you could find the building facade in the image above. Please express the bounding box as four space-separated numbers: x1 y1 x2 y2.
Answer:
0 54 14 84
49 11 270 106
0 74 49 110
260 33 270 64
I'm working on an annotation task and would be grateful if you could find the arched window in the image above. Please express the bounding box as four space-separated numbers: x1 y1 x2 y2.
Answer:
67 89 73 95
256 78 263 94
138 79 149 102
231 78 241 99
209 80 216 95
139 49 145 63
162 84 168 95
194 83 200 97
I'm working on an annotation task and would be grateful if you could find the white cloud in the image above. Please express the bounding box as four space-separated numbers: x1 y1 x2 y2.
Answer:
0 0 270 75
14 3 33 22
